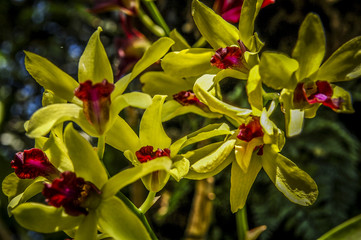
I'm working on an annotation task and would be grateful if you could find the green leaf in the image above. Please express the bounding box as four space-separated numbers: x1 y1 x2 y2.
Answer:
191 139 236 173
24 51 79 102
64 124 108 188
78 27 113 84
139 95 171 149
170 158 190 181
292 13 325 80
97 196 152 240
317 36 361 82
259 52 299 90
318 214 361 240
247 65 263 113
26 103 99 138
230 156 262 213
238 0 263 51
105 116 140 152
161 48 217 78
261 145 318 206
12 203 84 233
332 85 355 113
140 71 194 99
169 29 191 51
74 211 97 240
101 158 172 199
192 0 239 49
194 74 252 124
161 100 222 122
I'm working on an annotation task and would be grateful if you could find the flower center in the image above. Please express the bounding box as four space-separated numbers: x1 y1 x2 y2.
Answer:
210 40 249 72
42 171 101 216
135 146 171 163
293 81 342 110
74 79 115 134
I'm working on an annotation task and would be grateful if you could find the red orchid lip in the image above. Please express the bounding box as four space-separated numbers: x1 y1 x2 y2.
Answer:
237 117 264 142
210 41 249 72
74 79 115 134
294 81 342 110
42 171 101 216
136 146 171 163
11 148 60 180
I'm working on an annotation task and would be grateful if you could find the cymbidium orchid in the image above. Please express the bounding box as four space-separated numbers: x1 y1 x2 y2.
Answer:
4 123 172 240
23 27 175 152
213 0 275 23
258 13 361 136
119 95 232 192
161 0 265 80
189 74 318 212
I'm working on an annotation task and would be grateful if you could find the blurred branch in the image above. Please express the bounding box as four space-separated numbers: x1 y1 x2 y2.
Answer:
184 177 215 240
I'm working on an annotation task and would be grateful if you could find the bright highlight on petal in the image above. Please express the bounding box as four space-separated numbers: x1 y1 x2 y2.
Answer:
42 171 101 216
11 148 60 180
74 79 115 134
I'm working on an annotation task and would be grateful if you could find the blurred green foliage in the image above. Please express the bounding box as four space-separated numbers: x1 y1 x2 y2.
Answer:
0 0 360 240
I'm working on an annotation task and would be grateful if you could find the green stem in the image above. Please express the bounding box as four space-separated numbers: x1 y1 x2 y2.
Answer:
139 191 157 214
137 6 165 37
236 207 249 240
97 135 110 177
116 191 158 240
142 0 170 36
192 36 208 48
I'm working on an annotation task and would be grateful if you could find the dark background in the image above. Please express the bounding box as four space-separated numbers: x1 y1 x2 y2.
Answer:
1 0 361 239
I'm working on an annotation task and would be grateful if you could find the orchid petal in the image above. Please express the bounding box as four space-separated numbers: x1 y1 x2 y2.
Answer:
239 0 264 51
74 211 97 240
101 157 172 199
24 51 79 102
332 85 355 113
191 139 236 173
64 124 108 188
97 196 152 240
26 103 98 138
78 27 113 84
292 13 325 80
230 155 262 212
261 145 318 206
161 48 217 78
194 74 252 124
169 29 191 51
170 158 190 181
12 203 84 233
235 138 263 173
106 117 140 152
161 100 222 122
259 52 299 89
141 71 194 99
139 95 171 149
192 0 239 49
317 36 361 82
247 65 263 114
